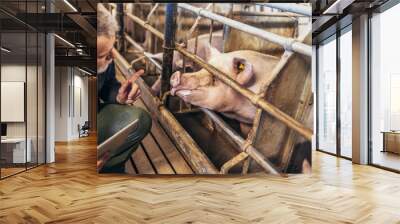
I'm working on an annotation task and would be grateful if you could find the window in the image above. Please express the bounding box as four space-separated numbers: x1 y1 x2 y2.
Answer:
0 0 47 179
370 3 400 171
339 28 352 158
317 36 337 154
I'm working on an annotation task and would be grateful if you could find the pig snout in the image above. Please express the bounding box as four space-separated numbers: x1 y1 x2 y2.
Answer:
170 71 181 88
170 71 181 95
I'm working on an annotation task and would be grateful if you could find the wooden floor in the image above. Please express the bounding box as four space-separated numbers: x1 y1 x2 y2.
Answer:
1 167 26 178
124 100 193 175
372 150 400 171
1 135 400 223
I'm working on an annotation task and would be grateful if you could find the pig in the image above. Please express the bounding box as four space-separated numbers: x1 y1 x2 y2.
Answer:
169 46 313 174
170 46 280 124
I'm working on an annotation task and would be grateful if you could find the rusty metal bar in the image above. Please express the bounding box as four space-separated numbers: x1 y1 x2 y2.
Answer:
187 3 212 39
146 3 159 22
201 108 280 175
112 48 134 79
113 49 218 174
242 157 251 174
177 3 311 57
126 12 164 39
125 11 313 141
220 152 249 174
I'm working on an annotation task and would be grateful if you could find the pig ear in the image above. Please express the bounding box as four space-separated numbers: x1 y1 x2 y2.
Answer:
204 42 221 61
233 57 254 85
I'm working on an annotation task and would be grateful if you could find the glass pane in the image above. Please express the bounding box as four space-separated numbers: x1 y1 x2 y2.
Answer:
318 37 337 154
1 31 27 177
370 4 400 171
27 31 38 169
340 29 352 158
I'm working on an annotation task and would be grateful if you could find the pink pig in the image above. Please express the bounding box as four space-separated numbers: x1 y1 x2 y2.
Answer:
170 46 279 124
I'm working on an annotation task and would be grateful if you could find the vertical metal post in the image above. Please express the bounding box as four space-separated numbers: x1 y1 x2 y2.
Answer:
161 3 177 98
336 30 341 157
315 44 319 151
367 12 372 165
116 3 124 51
25 3 28 171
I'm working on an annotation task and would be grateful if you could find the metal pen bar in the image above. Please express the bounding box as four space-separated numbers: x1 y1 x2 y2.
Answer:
231 11 306 17
208 3 214 44
123 34 162 71
125 12 313 141
257 3 312 16
177 3 311 57
161 3 177 96
112 48 133 79
146 3 159 22
201 108 280 175
126 12 164 40
220 152 248 174
143 52 162 71
187 3 213 39
124 33 144 52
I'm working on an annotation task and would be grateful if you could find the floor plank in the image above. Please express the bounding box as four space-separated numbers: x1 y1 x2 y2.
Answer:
131 145 155 174
124 159 136 175
150 119 193 174
134 99 193 174
141 135 175 174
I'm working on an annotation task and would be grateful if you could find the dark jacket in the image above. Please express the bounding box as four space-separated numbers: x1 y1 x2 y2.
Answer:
98 62 121 111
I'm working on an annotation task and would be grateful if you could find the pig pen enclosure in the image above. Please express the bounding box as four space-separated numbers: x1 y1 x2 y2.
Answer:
104 3 312 175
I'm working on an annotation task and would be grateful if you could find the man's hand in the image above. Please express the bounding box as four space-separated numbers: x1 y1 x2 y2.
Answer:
116 69 144 104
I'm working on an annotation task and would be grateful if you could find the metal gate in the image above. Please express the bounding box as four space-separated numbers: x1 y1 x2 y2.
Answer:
105 3 312 174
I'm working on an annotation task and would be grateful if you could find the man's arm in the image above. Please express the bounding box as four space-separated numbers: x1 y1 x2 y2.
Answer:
99 62 121 104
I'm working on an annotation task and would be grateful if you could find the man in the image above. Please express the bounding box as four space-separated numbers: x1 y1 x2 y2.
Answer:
97 5 151 173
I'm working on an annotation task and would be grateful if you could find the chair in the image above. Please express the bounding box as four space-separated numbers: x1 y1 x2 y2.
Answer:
78 121 90 138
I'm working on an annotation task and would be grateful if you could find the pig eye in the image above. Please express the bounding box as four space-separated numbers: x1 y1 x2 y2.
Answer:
184 66 194 73
237 62 245 73
233 57 246 74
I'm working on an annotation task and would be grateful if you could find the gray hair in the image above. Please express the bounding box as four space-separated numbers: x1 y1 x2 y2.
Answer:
97 4 119 37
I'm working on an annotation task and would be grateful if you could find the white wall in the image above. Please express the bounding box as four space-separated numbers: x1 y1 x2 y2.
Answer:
1 63 46 164
1 65 36 138
55 66 69 141
54 67 89 141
